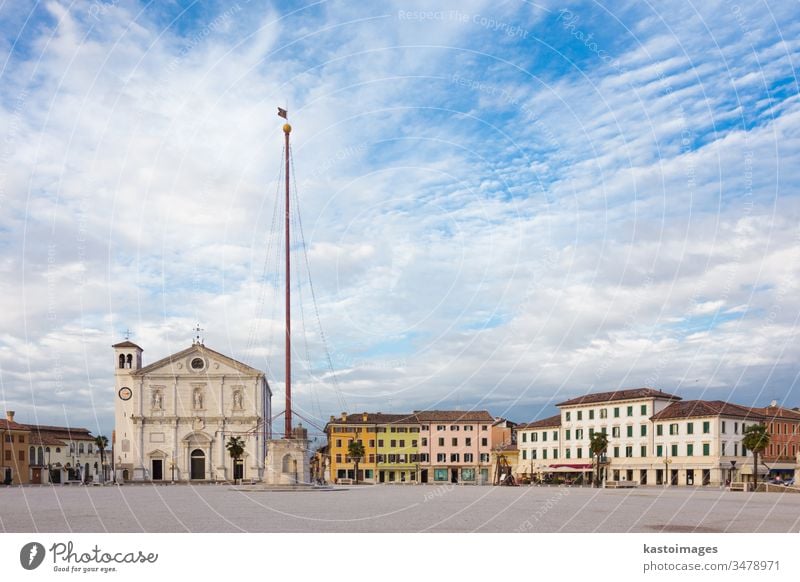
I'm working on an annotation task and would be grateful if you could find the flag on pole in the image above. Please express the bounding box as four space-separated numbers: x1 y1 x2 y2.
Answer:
277 107 288 119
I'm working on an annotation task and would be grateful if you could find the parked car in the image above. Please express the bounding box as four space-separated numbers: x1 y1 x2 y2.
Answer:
782 478 795 487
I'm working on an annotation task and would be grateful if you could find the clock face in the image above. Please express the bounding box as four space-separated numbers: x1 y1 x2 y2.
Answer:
118 387 132 401
190 357 205 370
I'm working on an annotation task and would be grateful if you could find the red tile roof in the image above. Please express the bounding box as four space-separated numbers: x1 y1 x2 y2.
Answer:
413 410 494 422
517 414 562 429
651 400 765 421
557 388 681 407
329 413 418 425
22 425 95 440
326 410 494 428
0 419 29 431
753 406 800 421
112 340 143 350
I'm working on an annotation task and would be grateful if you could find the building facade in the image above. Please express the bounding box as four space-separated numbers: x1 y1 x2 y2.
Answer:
516 389 769 487
756 402 800 479
650 400 764 486
25 425 105 484
1 412 31 484
325 410 494 485
113 339 270 482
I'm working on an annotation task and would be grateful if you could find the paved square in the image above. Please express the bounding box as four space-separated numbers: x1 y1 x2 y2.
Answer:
1 484 798 533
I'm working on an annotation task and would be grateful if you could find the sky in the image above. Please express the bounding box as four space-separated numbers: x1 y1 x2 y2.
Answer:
0 0 798 439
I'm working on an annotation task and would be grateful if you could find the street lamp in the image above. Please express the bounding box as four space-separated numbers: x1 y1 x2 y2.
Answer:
730 460 737 486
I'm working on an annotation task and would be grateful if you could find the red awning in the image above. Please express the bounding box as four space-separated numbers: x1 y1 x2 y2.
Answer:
548 463 592 470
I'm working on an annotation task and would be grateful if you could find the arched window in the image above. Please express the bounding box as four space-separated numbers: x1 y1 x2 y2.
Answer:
281 454 292 473
37 447 43 465
69 443 75 454
119 354 125 369
79 443 85 454
29 446 35 464
126 354 133 369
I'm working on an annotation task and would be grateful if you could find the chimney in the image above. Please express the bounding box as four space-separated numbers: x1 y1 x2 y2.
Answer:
5 411 14 422
340 412 347 421
362 412 368 422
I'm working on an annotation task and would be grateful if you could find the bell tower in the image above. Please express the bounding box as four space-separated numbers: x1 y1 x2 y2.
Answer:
112 339 143 481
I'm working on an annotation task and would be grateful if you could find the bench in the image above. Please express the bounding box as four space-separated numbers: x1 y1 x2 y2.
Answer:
337 478 353 485
729 482 749 491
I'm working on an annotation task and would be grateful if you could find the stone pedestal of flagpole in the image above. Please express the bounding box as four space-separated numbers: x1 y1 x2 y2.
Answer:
263 438 310 485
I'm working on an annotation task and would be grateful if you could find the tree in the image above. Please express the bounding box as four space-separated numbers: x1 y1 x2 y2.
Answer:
226 436 246 482
589 432 609 488
93 435 108 484
347 440 366 485
742 424 770 490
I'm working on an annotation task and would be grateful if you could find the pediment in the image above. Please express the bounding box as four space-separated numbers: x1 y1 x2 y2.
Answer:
133 344 263 378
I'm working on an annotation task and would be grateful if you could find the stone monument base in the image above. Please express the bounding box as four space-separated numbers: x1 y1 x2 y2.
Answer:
263 438 310 485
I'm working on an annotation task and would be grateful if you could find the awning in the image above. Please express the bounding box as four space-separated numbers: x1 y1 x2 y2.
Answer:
549 463 592 470
546 464 593 473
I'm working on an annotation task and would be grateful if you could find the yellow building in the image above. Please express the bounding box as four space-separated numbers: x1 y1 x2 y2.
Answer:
1 412 31 484
376 416 421 484
326 412 378 484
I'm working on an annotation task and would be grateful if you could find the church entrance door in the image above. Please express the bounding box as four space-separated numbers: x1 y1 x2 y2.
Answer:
152 459 163 481
190 449 206 480
234 459 244 480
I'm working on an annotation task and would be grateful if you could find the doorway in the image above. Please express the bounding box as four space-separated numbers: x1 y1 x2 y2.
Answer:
190 449 206 480
686 469 694 486
234 459 244 480
450 469 458 483
152 459 163 481
420 469 428 483
670 469 678 485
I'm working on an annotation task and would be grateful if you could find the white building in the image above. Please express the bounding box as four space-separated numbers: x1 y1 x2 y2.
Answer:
515 389 765 487
113 339 271 482
27 425 105 484
650 400 764 486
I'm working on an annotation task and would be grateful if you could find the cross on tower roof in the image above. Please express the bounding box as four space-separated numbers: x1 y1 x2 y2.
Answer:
124 328 132 340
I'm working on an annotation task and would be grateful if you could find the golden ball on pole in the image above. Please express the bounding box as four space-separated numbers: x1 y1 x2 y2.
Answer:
283 123 292 134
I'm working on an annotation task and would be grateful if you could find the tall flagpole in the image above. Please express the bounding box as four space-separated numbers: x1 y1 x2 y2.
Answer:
280 107 292 440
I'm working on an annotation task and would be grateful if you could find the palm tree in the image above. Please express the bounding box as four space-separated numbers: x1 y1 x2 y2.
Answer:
93 435 108 484
226 436 246 482
742 423 770 490
589 432 609 488
347 440 366 485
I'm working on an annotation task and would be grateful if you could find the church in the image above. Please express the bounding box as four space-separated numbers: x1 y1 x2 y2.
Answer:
113 336 271 482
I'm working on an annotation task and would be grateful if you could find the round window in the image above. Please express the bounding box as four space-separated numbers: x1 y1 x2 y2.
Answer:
190 358 205 370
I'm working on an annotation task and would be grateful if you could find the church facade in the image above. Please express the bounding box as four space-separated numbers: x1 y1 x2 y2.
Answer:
113 339 271 482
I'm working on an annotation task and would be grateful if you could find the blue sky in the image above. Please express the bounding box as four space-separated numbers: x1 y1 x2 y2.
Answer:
0 0 798 439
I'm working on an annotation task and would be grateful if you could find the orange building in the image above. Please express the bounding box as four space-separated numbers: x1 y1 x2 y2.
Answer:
754 402 800 480
0 412 31 485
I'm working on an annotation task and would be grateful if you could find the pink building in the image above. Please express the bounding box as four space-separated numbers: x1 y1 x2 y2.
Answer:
415 411 494 484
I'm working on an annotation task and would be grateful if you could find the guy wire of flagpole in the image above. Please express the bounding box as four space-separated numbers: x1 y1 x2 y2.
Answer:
290 145 348 414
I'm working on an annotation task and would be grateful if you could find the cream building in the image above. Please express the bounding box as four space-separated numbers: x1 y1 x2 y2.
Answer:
113 339 271 482
516 388 765 487
650 400 764 486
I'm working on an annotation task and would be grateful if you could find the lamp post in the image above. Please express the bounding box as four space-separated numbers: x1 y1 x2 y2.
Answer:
664 456 672 488
730 460 737 487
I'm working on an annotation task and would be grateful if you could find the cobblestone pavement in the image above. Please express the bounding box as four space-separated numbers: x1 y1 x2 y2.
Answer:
1 484 798 533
